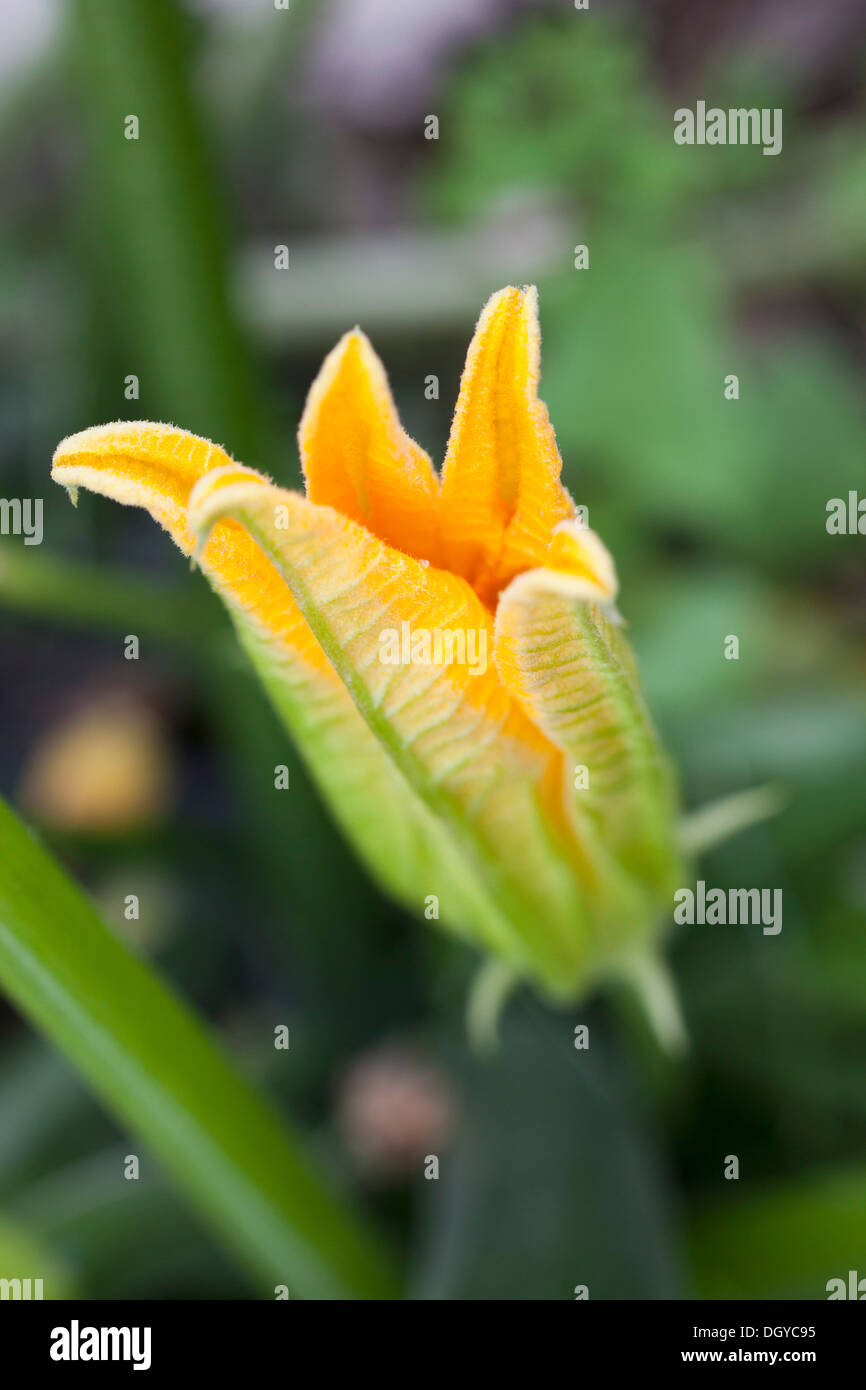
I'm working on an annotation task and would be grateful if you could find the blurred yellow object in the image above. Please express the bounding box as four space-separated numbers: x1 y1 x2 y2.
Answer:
18 693 172 833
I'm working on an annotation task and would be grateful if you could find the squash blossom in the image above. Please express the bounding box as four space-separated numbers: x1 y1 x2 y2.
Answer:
52 287 681 1011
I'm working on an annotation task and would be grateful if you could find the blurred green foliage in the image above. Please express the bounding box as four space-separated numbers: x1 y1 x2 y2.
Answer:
0 0 863 1299
0 797 396 1298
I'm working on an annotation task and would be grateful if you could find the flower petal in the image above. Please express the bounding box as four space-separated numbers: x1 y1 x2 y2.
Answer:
52 420 236 550
546 519 619 603
438 286 575 605
494 571 681 906
189 465 645 995
51 422 331 678
299 330 440 564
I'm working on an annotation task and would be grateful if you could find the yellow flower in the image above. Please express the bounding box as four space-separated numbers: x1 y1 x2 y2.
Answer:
18 691 172 834
52 286 680 1006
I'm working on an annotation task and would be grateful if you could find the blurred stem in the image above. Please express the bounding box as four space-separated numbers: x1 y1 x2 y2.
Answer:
617 950 688 1057
466 958 519 1056
0 543 220 650
679 784 784 858
69 0 270 467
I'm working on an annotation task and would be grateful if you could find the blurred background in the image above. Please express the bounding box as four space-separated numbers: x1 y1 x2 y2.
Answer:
0 0 865 1299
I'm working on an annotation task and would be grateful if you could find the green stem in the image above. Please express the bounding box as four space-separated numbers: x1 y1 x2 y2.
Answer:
679 784 784 858
618 949 688 1056
0 543 220 650
466 957 520 1056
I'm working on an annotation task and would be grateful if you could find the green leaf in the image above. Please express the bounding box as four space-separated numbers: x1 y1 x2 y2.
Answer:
0 1211 76 1300
688 1167 866 1299
0 796 397 1299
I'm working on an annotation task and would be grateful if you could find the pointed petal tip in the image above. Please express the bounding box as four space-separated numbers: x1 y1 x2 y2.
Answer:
298 327 384 441
51 421 222 504
321 324 375 365
497 523 618 609
478 283 538 318
548 519 618 598
51 424 110 477
332 326 363 354
50 423 252 556
298 318 439 558
339 327 383 378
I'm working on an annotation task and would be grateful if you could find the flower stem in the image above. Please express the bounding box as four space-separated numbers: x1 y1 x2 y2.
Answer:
466 958 520 1056
618 949 688 1056
679 784 784 858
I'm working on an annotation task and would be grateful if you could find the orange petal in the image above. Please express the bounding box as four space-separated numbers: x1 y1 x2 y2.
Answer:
438 286 575 606
52 421 233 551
544 520 619 602
299 330 439 564
51 422 333 680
